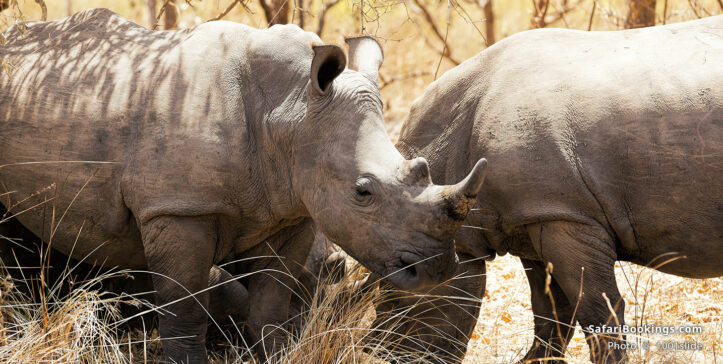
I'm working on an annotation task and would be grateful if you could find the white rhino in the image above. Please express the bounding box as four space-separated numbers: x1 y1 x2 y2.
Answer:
376 16 723 363
0 9 487 363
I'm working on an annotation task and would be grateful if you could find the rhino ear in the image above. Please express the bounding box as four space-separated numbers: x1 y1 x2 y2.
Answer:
345 36 383 83
310 44 346 95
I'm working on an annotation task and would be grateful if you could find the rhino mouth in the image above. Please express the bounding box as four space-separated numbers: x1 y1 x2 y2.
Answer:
384 247 458 291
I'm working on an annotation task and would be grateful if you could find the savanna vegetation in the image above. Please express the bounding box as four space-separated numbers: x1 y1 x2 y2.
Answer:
0 0 721 363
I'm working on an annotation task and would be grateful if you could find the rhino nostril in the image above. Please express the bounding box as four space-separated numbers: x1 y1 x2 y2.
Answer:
400 255 419 278
403 263 417 278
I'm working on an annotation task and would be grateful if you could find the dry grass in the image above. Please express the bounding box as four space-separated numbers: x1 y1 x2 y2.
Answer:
467 255 722 363
0 264 140 363
0 244 719 363
1 1 722 363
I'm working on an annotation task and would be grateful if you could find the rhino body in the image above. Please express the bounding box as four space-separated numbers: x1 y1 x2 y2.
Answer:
389 16 723 363
0 9 488 362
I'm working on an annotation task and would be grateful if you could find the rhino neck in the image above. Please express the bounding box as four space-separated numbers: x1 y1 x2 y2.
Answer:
236 57 312 226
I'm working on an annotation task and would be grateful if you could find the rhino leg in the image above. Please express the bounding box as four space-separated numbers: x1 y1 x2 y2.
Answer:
289 240 346 332
141 216 217 364
527 222 625 364
243 219 315 360
521 258 575 364
370 253 485 364
208 265 249 324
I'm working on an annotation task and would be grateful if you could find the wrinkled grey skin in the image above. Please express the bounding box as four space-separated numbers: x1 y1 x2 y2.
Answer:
387 17 723 363
0 9 487 363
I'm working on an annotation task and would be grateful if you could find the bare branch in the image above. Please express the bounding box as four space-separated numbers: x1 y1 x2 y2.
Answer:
260 0 290 25
208 0 252 22
687 0 702 18
587 0 596 30
34 0 47 21
531 0 550 28
379 71 431 90
411 0 461 65
316 0 342 36
147 0 157 29
434 0 452 79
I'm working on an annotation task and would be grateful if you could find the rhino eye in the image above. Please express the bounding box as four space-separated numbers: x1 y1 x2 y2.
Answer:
353 178 375 205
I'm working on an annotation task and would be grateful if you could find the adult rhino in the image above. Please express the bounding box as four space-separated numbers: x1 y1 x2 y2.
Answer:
0 9 487 363
376 16 723 363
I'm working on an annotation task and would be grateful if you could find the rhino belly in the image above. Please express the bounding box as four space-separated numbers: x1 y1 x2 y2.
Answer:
0 123 146 268
577 109 723 278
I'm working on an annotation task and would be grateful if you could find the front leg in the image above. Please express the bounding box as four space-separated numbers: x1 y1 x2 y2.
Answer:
141 215 217 364
520 258 575 363
208 265 249 324
527 221 625 363
244 219 315 360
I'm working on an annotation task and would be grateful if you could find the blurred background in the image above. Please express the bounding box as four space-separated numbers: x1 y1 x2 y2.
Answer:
2 0 722 139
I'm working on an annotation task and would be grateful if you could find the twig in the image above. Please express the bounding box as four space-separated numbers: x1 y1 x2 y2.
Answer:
153 0 171 30
434 0 452 80
587 0 596 30
316 0 342 35
449 0 487 43
378 71 431 89
531 0 550 28
688 0 702 18
411 0 461 66
34 0 46 21
207 0 251 22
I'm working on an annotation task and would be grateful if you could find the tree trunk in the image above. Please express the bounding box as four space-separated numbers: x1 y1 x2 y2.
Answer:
260 0 290 25
483 0 495 45
626 0 656 28
164 0 179 30
148 0 157 28
297 0 305 28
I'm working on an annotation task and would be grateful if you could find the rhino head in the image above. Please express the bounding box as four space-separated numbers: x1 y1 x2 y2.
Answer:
291 36 487 291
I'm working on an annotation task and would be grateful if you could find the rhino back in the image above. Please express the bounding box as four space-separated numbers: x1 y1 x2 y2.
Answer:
0 9 318 267
400 16 723 276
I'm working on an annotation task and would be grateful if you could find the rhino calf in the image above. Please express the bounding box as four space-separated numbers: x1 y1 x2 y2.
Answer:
385 16 723 363
0 9 488 362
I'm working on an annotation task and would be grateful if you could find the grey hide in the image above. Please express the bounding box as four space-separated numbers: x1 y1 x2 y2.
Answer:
0 9 488 363
382 16 723 364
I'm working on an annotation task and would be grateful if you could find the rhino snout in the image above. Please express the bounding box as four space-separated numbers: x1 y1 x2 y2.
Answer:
385 245 458 291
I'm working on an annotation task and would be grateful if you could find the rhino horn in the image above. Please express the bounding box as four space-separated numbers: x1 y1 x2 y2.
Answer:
445 158 488 221
345 36 383 82
456 158 488 198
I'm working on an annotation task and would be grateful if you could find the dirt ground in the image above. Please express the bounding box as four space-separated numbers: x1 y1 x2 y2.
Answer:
463 254 722 363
